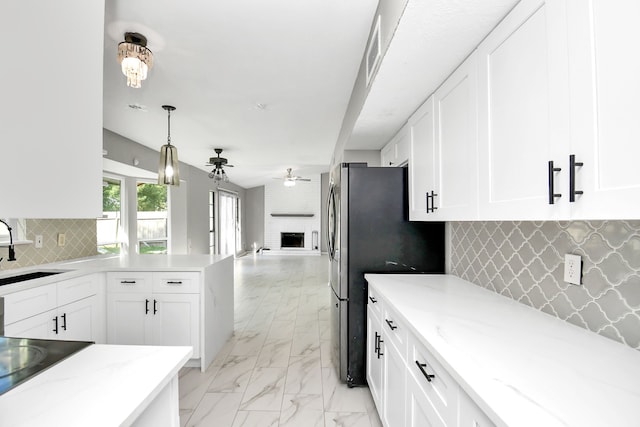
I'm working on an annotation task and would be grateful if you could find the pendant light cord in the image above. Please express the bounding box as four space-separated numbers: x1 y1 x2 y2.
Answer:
167 109 172 146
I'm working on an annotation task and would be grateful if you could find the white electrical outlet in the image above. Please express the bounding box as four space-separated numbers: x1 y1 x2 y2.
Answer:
564 254 582 285
57 233 66 247
35 235 43 249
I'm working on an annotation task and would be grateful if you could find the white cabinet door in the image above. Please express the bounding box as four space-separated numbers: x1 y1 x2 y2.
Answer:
406 369 446 427
409 96 437 221
458 390 495 427
366 306 384 410
59 296 100 342
152 294 200 355
566 0 640 219
382 338 406 427
477 0 571 220
4 309 57 340
107 293 152 345
431 52 479 220
0 1 104 218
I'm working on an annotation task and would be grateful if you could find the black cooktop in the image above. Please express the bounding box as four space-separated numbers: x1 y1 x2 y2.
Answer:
0 337 92 395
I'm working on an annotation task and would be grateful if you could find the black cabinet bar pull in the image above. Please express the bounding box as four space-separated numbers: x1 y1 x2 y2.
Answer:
431 191 438 212
145 299 150 314
369 296 377 304
61 313 67 331
166 281 183 285
53 316 58 334
548 161 562 204
415 360 435 382
153 299 158 315
374 332 380 356
385 319 398 331
120 280 136 284
569 154 584 202
377 336 384 359
426 190 439 213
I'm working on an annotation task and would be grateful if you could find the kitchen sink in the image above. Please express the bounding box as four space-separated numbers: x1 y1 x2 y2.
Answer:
0 271 66 287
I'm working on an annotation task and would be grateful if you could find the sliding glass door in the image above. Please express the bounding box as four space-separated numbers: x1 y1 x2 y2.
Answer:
219 190 242 256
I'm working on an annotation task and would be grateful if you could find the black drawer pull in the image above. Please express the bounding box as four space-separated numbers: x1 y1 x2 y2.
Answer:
145 299 150 314
120 280 136 284
415 360 435 382
385 319 398 331
548 161 562 204
369 296 377 304
52 316 59 334
377 336 384 359
569 154 583 202
153 299 158 315
61 313 67 331
166 281 183 285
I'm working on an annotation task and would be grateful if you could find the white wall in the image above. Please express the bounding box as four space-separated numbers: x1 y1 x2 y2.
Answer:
264 176 321 251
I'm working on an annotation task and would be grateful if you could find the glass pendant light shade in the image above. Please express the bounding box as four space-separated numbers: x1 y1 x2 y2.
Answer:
158 105 180 186
159 143 179 185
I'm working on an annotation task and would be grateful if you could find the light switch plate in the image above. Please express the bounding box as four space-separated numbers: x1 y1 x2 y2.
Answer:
564 254 582 285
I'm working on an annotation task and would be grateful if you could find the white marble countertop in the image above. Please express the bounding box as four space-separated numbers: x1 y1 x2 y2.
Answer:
365 273 640 427
0 253 233 295
0 344 192 427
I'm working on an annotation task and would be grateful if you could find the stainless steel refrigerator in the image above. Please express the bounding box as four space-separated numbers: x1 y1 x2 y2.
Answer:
327 163 444 386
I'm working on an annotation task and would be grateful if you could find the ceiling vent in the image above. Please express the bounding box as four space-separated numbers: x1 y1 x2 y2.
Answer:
366 15 382 86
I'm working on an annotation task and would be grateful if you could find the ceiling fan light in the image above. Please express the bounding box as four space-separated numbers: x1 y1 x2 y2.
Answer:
117 33 154 89
284 179 296 187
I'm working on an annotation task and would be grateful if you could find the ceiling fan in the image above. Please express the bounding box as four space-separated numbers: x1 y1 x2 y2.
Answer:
206 148 233 182
276 168 311 187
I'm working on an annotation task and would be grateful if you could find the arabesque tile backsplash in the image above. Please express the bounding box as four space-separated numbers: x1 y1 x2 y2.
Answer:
449 221 640 350
1 219 97 271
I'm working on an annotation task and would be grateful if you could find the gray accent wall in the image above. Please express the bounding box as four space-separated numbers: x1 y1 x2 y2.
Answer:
245 186 265 251
104 129 247 255
448 221 640 350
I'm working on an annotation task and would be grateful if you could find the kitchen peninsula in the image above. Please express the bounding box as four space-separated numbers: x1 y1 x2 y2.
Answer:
0 253 234 371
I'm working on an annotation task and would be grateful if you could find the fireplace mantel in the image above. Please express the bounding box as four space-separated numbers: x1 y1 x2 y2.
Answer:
270 213 314 217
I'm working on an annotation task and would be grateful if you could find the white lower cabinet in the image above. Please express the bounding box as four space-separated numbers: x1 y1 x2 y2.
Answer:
3 274 103 343
106 272 200 356
368 288 493 427
458 390 495 427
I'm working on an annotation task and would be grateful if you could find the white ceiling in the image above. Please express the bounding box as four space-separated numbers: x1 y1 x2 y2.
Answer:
103 0 378 188
348 0 520 150
103 0 520 189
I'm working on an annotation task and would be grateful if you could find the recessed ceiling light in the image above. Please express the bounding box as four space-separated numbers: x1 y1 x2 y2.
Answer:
255 103 267 110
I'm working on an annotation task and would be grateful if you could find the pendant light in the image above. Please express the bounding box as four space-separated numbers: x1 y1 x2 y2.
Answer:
158 105 180 186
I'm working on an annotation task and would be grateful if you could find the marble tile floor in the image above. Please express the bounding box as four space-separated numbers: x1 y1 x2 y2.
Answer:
179 254 382 427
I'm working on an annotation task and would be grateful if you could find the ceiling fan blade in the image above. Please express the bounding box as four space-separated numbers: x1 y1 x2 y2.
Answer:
298 178 311 182
225 164 234 167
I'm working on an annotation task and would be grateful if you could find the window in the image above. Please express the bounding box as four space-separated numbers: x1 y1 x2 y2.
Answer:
209 191 216 254
137 182 168 254
97 178 122 254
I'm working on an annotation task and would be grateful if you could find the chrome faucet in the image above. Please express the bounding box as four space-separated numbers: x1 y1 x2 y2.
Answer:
0 219 17 262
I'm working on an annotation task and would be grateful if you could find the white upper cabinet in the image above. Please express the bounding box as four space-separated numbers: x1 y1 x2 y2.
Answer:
409 97 437 221
408 53 478 221
477 0 571 220
432 52 479 220
381 125 411 167
0 1 104 218
566 0 640 219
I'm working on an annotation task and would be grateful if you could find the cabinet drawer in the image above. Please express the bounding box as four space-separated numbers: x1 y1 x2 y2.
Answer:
367 285 382 318
153 272 200 293
409 337 458 425
382 303 408 360
107 272 153 293
57 274 100 306
3 284 57 325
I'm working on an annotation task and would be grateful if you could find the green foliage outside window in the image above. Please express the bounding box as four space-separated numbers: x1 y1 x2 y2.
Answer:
137 183 167 211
